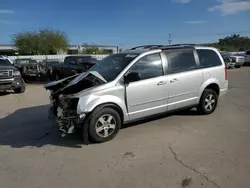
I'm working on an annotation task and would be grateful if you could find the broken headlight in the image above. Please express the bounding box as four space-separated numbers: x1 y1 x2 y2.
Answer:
68 98 79 110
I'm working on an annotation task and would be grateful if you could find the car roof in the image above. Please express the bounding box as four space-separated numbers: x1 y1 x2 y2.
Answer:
121 44 219 55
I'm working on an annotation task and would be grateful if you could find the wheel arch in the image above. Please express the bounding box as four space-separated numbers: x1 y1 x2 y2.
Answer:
77 95 129 123
91 102 125 123
198 79 220 101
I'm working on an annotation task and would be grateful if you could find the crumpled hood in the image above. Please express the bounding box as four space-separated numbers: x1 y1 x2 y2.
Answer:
44 74 79 91
44 71 107 95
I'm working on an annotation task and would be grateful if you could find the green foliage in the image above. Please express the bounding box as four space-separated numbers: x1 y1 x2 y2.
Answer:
12 29 69 55
205 34 250 51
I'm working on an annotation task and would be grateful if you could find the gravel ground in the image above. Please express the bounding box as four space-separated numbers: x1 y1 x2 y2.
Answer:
0 67 250 188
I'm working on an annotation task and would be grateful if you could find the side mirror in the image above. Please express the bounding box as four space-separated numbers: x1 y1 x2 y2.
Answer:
124 72 140 83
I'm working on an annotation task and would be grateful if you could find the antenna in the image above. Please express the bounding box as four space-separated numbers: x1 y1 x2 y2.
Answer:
168 33 172 45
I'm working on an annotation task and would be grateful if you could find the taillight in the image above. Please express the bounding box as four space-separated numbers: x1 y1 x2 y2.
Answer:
225 67 228 80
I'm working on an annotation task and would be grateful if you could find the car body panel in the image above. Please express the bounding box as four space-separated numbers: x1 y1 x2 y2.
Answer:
167 69 203 110
126 75 168 120
245 51 250 63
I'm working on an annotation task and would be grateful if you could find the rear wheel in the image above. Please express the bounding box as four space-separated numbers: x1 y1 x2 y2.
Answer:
197 89 218 115
84 107 121 143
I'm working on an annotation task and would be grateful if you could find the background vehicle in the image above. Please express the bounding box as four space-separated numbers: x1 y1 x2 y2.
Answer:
14 58 47 81
0 57 25 93
245 50 250 65
45 44 228 143
40 59 62 80
220 51 244 68
50 55 98 80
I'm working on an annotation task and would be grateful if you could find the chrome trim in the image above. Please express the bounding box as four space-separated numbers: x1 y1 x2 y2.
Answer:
0 78 15 82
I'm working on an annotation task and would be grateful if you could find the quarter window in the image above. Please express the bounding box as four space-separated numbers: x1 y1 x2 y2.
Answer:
128 53 163 81
197 49 222 68
164 49 197 74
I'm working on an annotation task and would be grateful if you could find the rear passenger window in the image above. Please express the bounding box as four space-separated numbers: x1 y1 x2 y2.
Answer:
164 49 197 74
197 49 222 68
246 51 250 55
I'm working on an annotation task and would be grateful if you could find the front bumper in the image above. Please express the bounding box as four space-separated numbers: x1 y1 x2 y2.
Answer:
48 105 86 137
0 77 25 91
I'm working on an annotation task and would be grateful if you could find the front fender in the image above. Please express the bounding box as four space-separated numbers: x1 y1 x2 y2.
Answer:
77 94 129 122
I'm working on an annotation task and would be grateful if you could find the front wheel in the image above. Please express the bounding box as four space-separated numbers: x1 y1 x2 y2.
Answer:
14 86 25 93
197 89 218 115
85 107 121 143
235 65 241 68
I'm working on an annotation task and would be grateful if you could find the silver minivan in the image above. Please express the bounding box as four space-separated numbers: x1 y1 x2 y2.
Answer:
45 44 228 143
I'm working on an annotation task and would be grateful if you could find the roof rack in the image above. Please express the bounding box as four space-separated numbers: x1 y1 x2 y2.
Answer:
165 44 196 47
129 44 197 51
160 44 197 50
130 45 164 50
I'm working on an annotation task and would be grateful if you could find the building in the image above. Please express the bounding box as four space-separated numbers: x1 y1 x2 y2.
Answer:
0 45 18 56
0 44 119 56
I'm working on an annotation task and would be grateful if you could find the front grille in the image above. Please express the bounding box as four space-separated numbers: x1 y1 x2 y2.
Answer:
238 58 244 62
0 70 13 79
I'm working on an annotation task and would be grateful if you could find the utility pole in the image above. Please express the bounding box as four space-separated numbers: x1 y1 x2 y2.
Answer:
168 33 172 45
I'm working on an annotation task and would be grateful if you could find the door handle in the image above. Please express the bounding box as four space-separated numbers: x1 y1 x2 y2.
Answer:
157 81 167 86
170 78 178 83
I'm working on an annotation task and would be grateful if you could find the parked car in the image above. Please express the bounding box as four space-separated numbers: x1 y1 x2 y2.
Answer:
0 55 14 65
45 44 228 143
40 59 62 80
13 58 47 81
0 56 25 93
244 50 250 65
50 55 98 80
220 51 244 68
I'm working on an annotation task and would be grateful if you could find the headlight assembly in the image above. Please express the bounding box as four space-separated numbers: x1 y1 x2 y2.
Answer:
14 70 21 76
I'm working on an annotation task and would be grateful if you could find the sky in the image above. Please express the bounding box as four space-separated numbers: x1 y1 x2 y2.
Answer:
0 0 250 48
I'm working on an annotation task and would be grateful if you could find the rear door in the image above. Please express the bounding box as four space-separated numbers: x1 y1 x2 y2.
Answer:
163 49 202 110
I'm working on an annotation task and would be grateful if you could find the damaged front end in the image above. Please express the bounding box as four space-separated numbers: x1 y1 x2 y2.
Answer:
15 59 47 80
54 95 86 137
45 72 106 137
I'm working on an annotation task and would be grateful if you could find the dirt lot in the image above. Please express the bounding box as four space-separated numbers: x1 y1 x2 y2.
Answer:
0 68 250 188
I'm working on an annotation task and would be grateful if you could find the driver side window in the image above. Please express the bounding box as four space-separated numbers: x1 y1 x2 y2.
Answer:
128 53 163 81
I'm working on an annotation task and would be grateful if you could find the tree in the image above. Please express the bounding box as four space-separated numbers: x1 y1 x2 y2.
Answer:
205 34 250 51
12 29 69 55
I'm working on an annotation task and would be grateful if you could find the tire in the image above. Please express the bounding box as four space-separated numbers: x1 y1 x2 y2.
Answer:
54 72 60 81
85 107 121 143
197 89 218 115
14 86 25 93
235 65 241 68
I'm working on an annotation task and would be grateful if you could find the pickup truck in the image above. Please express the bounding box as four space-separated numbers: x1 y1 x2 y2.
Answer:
220 51 245 68
0 56 25 93
50 55 98 80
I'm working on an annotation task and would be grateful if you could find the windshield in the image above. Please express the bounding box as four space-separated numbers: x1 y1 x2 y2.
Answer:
14 59 32 65
220 51 230 57
88 53 139 82
0 59 12 66
65 56 98 64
